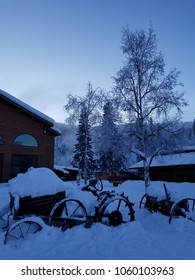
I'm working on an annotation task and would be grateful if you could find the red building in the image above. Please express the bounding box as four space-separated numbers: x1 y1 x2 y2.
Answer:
0 89 60 183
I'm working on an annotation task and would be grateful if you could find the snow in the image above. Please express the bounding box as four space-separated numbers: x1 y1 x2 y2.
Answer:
146 185 184 202
49 125 61 135
7 167 68 197
130 152 195 168
53 165 69 174
1 167 195 260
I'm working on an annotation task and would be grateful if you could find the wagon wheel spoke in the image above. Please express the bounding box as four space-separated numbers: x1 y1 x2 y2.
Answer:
117 199 122 211
93 176 103 191
4 219 43 244
169 198 195 223
97 196 134 227
64 203 68 216
68 205 82 218
50 199 87 230
187 200 195 222
6 232 20 241
19 224 25 238
49 198 87 229
62 200 87 231
139 194 147 209
64 203 84 218
192 200 195 211
64 202 79 218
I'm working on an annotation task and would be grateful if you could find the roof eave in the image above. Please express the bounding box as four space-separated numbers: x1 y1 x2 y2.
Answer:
0 89 54 127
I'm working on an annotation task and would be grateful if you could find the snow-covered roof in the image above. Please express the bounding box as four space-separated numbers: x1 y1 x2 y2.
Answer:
54 165 78 171
54 165 69 174
0 89 54 126
130 152 195 169
48 125 61 135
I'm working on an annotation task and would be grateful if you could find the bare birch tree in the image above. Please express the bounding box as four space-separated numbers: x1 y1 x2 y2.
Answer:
113 26 187 190
65 82 106 127
64 82 106 182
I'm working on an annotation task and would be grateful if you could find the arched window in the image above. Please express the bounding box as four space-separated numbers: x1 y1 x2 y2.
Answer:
13 134 38 147
0 135 5 145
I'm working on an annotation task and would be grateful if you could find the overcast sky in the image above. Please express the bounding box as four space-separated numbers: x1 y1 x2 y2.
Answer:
0 0 194 123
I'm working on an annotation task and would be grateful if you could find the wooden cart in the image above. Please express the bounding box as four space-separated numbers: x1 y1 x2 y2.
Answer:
139 183 195 223
1 177 135 244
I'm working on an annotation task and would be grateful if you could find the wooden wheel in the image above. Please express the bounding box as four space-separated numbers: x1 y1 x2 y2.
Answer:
4 217 44 244
139 193 148 208
169 198 195 223
49 199 87 231
97 195 135 226
0 203 11 229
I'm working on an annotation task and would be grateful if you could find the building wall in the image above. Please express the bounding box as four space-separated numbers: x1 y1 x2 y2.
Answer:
150 165 195 182
0 98 55 182
129 164 195 183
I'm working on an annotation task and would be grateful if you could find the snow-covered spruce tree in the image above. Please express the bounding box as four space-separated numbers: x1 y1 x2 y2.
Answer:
72 104 96 182
113 26 187 190
98 101 124 174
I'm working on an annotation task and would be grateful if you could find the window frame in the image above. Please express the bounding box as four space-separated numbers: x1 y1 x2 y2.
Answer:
11 154 38 178
0 135 5 145
13 133 39 147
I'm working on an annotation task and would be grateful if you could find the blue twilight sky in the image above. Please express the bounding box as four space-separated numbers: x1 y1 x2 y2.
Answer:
0 0 194 123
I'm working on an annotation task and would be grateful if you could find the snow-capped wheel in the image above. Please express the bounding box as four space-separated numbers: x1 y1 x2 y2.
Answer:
49 198 87 231
139 193 148 208
0 203 12 229
169 198 195 223
4 217 44 244
97 195 135 226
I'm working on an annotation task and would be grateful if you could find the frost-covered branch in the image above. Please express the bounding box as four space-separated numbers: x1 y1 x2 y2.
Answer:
113 26 187 190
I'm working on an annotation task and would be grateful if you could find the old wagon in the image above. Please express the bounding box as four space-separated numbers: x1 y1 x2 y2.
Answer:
139 183 195 223
0 176 135 244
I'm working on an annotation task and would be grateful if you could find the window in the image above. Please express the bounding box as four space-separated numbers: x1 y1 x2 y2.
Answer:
13 134 38 147
0 135 4 145
11 154 38 178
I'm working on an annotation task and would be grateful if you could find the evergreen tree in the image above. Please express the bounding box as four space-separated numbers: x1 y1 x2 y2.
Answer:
72 104 95 181
99 101 124 174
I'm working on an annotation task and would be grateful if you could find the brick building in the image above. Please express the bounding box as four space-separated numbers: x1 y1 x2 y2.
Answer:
0 89 60 183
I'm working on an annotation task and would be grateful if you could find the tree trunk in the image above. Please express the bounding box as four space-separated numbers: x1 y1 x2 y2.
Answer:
143 159 150 192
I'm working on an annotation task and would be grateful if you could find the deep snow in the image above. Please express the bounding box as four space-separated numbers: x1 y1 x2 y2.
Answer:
0 168 195 260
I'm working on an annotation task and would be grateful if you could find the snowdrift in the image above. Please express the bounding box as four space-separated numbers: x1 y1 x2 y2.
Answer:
1 170 195 260
7 167 68 197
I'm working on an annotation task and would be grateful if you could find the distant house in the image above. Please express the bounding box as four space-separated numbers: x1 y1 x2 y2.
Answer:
129 147 195 182
0 89 60 183
53 165 79 181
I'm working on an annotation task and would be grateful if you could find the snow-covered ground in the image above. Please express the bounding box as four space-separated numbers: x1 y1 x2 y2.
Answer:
0 168 195 260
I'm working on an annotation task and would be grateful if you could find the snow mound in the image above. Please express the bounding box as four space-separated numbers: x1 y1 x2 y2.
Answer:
8 167 68 197
147 184 184 202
